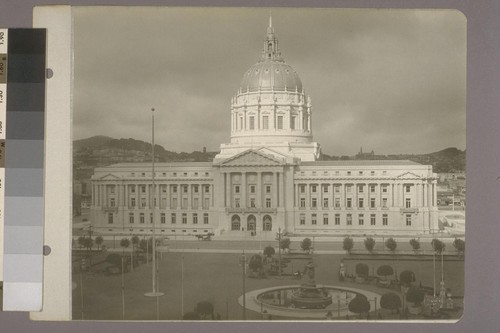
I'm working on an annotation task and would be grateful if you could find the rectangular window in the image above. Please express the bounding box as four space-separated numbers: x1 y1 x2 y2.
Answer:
312 198 317 208
193 185 199 193
250 198 256 208
370 198 376 208
371 214 376 225
266 185 271 194
141 198 146 207
334 185 340 193
323 198 329 208
346 185 352 193
182 198 188 209
323 214 329 225
335 214 340 225
347 214 352 225
150 213 153 223
335 198 341 208
371 171 375 176
277 116 284 129
266 198 272 208
171 213 176 224
382 185 388 193
193 198 199 209
161 213 166 224
234 185 240 194
347 198 352 208
358 185 364 193
140 213 145 224
406 185 411 193
290 116 296 130
183 185 188 193
131 186 136 193
383 214 388 226
205 185 210 193
370 185 376 193
382 198 388 208
109 186 115 194
235 198 240 208
406 214 412 226
129 213 134 224
312 214 317 225
182 213 187 224
193 213 198 224
172 198 178 209
263 116 269 130
162 185 167 193
172 185 177 193
323 185 329 193
141 185 146 193
406 198 411 208
300 198 306 208
300 214 305 225
358 198 364 208
108 213 113 224
204 197 210 209
250 185 256 194
311 185 317 193
249 116 255 130
359 214 364 225
347 171 352 176
300 185 305 193
110 198 115 207
204 213 209 224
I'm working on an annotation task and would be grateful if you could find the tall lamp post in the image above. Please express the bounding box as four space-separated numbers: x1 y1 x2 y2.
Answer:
239 253 247 320
145 108 164 319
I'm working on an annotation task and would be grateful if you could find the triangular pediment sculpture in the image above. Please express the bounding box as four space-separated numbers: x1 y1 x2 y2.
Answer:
98 173 121 180
217 149 285 167
396 171 422 179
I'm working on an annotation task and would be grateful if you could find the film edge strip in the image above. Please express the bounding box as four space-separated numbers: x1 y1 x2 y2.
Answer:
0 28 7 285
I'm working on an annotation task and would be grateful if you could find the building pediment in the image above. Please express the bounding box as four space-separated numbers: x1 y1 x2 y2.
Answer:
396 171 422 180
98 173 121 180
216 149 285 167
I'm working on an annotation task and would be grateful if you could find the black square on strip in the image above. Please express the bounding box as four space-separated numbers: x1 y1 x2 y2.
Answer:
8 29 46 54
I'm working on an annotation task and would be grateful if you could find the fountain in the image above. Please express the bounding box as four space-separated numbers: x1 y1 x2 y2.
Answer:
290 262 332 309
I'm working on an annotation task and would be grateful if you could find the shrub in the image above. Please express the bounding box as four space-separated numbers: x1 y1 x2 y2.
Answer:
348 294 370 318
196 300 214 319
263 246 275 258
399 270 416 286
343 237 354 253
248 254 263 273
453 238 465 254
95 236 104 250
380 292 402 313
280 238 291 251
377 265 394 280
355 263 369 277
431 239 446 254
364 237 375 253
409 238 420 252
385 238 397 252
300 238 312 252
406 287 425 306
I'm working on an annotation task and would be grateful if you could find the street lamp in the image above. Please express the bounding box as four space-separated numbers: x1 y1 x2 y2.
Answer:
239 254 247 320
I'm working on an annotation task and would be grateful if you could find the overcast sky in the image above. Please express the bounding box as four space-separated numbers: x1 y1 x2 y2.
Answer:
73 7 466 156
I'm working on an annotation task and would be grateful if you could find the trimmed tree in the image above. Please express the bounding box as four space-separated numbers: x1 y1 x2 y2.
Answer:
248 254 264 278
452 238 465 255
280 238 291 253
348 294 371 319
364 237 376 253
431 238 446 254
377 265 394 281
263 245 275 258
343 237 354 254
406 287 425 306
409 238 420 253
120 238 130 255
300 238 312 253
385 238 397 252
380 292 402 314
399 270 416 287
95 236 104 251
196 300 214 320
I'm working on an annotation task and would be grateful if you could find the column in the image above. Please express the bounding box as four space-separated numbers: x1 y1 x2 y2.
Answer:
156 184 160 208
279 172 285 207
225 173 231 207
241 172 247 208
416 183 421 207
256 172 262 207
100 185 105 207
294 184 298 207
187 183 192 209
136 183 140 208
423 183 427 207
273 172 278 208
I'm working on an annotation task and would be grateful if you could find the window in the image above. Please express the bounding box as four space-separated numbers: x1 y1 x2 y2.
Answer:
370 198 376 208
335 214 340 225
277 116 283 129
183 185 188 193
131 186 136 193
359 171 363 176
140 213 145 224
266 185 271 194
323 198 329 208
109 186 115 194
266 198 271 208
334 185 340 193
335 198 341 208
150 213 153 223
300 198 306 208
193 213 198 224
162 185 167 193
358 185 364 193
406 214 412 226
131 198 136 207
300 214 305 225
141 185 146 193
182 213 187 224
108 213 113 224
193 185 199 193
311 198 317 208
346 185 352 193
383 214 388 226
300 185 305 193
172 185 178 193
204 213 209 224
250 198 256 208
358 198 364 208
110 198 115 207
382 185 388 193
323 185 329 193
141 198 146 207
172 198 177 209
312 214 317 225
205 185 210 193
291 116 296 129
347 214 352 225
234 185 240 194
359 214 364 225
161 213 166 224
173 172 177 177
193 198 199 209
161 198 167 208
406 185 411 193
182 198 188 209
347 198 352 208
249 116 255 130
370 214 376 225
347 171 352 176
370 185 376 193
323 214 329 225
382 198 388 208
311 185 317 193
129 213 134 224
371 171 375 176
406 198 411 208
171 213 176 224
263 116 269 130
250 185 256 194
204 197 210 209
239 117 243 130
235 198 240 208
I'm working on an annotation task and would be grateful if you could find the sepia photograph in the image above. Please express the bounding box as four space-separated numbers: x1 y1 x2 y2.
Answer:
70 7 466 321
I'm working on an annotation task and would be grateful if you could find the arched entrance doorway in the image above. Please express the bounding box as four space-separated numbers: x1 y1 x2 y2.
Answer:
247 215 256 231
231 215 241 231
263 215 272 231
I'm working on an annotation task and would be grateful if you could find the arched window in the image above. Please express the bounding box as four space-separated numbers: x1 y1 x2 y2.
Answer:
231 215 241 231
263 215 272 231
247 215 256 231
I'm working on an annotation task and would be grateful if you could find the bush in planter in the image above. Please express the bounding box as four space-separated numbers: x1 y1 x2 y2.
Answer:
300 238 313 253
453 238 465 255
431 238 446 254
248 254 264 278
348 294 371 319
280 238 291 253
263 245 275 258
364 237 376 253
343 237 354 254
380 292 402 314
399 270 416 286
409 238 420 252
405 287 425 314
385 237 397 252
377 265 394 281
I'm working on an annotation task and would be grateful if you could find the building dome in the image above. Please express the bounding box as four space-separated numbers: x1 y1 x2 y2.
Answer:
240 61 303 92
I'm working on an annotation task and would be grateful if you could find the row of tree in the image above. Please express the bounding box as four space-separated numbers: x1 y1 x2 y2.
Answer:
342 237 465 255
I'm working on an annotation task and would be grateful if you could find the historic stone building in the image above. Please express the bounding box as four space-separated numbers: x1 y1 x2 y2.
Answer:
89 19 439 238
